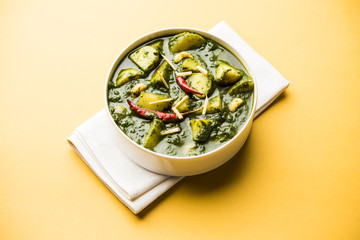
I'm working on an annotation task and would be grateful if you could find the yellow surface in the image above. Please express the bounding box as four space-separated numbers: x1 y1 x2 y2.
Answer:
1 0 360 239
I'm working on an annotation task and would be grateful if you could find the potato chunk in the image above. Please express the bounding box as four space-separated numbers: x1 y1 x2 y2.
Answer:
215 60 245 86
180 58 206 73
168 32 206 53
129 46 160 73
150 61 172 86
174 93 191 113
195 95 222 114
143 119 165 149
115 68 143 87
137 92 171 111
149 40 163 51
110 105 127 122
187 73 212 98
228 75 254 95
190 119 213 141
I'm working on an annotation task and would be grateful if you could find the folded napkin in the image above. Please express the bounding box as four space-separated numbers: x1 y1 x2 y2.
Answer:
68 21 290 214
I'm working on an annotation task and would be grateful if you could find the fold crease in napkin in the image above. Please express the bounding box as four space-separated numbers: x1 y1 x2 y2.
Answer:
67 21 290 214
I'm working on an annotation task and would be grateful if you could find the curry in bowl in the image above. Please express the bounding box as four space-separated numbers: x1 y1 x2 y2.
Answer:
107 32 254 157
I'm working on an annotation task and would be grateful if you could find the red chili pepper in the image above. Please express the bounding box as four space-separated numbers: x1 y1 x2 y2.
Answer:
127 100 180 123
176 76 203 95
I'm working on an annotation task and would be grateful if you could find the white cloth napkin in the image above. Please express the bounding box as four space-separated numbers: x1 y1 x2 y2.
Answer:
67 21 290 214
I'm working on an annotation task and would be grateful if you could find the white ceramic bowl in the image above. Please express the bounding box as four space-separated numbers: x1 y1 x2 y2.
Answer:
104 28 257 176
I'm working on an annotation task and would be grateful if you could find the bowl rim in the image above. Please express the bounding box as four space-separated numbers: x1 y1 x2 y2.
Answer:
104 27 258 161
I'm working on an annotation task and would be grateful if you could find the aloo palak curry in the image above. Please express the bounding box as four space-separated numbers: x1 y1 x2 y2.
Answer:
107 32 254 157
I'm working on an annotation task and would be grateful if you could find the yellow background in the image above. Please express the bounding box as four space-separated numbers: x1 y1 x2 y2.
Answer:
1 0 359 239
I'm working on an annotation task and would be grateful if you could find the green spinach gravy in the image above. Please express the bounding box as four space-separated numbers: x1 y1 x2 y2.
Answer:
107 32 254 157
